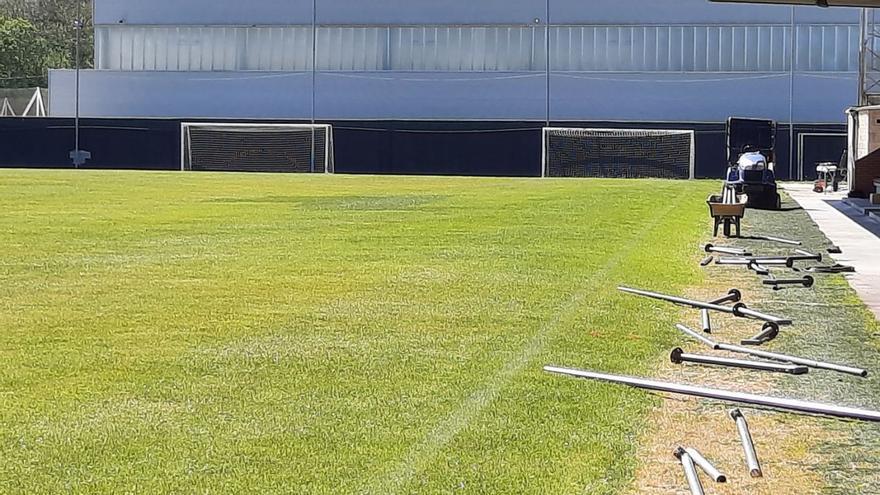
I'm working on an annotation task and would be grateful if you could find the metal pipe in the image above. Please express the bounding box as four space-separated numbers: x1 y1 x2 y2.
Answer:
762 275 815 288
700 255 714 267
74 16 81 169
751 254 821 263
707 288 741 305
617 286 792 325
671 348 808 375
674 448 706 495
618 287 736 313
684 448 727 483
795 249 814 257
700 309 711 333
676 322 866 377
704 243 751 256
741 322 779 346
754 234 802 246
748 260 770 276
731 303 792 326
716 342 867 377
675 324 719 349
716 257 793 267
730 409 762 478
542 366 880 421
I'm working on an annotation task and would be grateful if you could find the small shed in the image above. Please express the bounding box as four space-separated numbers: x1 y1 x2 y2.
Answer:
846 105 880 197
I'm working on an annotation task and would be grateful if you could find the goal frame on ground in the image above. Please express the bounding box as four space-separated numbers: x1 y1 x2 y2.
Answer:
180 122 334 173
541 127 696 179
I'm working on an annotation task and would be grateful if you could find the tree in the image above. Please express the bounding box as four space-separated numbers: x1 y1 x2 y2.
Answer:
0 15 51 88
0 0 93 87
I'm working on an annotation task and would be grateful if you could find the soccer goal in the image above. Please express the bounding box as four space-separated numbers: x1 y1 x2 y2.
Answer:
542 128 695 179
181 123 334 173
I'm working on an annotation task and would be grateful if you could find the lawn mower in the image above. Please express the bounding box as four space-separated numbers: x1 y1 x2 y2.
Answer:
724 117 782 210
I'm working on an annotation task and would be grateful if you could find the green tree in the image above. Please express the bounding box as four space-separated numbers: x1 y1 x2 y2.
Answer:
0 0 93 86
0 15 50 88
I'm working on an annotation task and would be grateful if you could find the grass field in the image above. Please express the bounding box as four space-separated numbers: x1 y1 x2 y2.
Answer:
0 170 717 493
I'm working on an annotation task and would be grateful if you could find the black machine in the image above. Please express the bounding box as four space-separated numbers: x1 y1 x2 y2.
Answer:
724 117 782 210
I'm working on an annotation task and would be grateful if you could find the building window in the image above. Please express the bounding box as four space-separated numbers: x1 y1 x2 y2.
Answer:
95 24 860 73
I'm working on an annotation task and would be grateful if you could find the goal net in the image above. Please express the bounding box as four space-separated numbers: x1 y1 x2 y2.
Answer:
181 123 334 173
542 128 695 179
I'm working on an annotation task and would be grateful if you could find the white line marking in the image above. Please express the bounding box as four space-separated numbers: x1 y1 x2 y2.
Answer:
363 194 686 494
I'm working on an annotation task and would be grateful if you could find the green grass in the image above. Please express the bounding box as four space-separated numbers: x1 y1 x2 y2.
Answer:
0 170 715 494
733 197 880 493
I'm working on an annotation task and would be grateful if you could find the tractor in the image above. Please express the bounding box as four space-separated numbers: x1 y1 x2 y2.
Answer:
724 117 782 210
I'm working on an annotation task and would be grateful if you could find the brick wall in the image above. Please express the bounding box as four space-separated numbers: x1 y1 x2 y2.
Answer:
853 148 880 198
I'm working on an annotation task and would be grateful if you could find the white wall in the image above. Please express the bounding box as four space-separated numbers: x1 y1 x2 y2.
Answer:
60 0 859 122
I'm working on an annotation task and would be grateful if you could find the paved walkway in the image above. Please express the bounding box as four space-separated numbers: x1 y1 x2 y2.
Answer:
783 182 880 321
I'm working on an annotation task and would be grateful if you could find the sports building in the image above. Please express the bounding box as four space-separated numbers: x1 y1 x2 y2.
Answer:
7 0 865 177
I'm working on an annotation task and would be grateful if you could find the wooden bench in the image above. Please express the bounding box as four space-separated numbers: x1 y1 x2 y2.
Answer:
707 194 747 237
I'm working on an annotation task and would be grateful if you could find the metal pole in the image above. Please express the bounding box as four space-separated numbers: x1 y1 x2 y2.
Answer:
717 342 867 377
675 324 719 349
748 260 770 276
545 0 550 127
619 287 737 314
543 366 880 421
741 322 780 346
788 5 795 180
671 347 808 375
618 286 792 325
700 309 711 334
310 0 317 173
674 449 705 495
716 257 792 266
731 303 792 326
69 2 90 168
730 409 762 478
74 16 81 169
762 275 815 288
683 448 726 483
707 289 742 305
752 234 801 246
703 244 750 256
860 8 868 106
676 322 868 377
750 253 821 262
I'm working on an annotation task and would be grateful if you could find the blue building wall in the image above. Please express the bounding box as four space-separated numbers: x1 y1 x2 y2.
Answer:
50 0 859 123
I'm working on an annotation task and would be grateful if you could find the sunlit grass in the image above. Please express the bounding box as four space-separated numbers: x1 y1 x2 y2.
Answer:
0 170 715 493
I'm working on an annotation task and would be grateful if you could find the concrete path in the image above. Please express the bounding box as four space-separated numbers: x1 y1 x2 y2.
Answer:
783 182 880 321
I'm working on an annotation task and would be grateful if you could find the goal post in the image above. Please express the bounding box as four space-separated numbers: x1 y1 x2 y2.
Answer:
542 127 695 179
180 122 334 173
